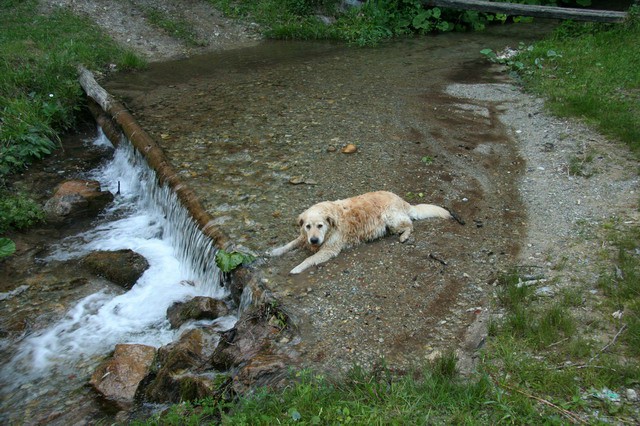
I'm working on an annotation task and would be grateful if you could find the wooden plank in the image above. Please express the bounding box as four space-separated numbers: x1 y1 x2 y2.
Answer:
424 0 628 23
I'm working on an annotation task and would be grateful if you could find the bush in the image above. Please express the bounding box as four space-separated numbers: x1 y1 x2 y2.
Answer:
0 192 45 234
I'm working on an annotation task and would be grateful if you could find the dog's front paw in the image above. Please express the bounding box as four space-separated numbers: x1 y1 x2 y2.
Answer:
290 264 305 274
267 247 284 257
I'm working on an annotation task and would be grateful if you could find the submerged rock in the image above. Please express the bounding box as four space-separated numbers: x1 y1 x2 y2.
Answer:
82 249 149 289
90 344 157 404
166 296 230 329
43 179 113 223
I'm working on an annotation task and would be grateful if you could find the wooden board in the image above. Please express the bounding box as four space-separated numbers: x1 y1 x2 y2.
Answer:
424 0 628 23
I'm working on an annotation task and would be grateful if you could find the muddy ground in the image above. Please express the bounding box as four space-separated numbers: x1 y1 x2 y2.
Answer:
2 0 638 416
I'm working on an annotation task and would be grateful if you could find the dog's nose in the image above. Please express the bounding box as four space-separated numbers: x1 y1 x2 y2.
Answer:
310 237 319 245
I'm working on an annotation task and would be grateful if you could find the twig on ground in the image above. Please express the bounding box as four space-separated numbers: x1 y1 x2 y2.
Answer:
491 375 587 425
553 323 627 370
586 323 627 365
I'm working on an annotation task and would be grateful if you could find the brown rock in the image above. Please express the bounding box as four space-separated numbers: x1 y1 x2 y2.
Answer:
90 344 156 403
166 296 230 329
82 249 149 289
44 179 113 222
144 328 221 403
234 353 288 391
341 143 357 154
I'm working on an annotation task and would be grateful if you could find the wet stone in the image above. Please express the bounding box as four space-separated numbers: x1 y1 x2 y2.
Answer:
143 328 221 403
90 344 157 404
82 249 149 290
166 296 230 329
43 179 113 223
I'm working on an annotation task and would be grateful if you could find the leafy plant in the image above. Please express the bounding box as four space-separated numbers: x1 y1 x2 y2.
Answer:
0 238 16 259
421 155 434 165
215 249 255 272
210 0 532 46
0 192 45 233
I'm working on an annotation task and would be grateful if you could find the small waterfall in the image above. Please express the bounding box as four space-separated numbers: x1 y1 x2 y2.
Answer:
0 128 233 393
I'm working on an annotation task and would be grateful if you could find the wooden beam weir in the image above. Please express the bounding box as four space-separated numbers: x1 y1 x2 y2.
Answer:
77 65 231 250
424 0 628 23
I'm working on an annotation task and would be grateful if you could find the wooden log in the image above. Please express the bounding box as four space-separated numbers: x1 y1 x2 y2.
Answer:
77 65 230 250
423 0 628 23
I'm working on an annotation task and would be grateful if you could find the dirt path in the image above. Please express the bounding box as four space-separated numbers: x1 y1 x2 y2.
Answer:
42 0 261 61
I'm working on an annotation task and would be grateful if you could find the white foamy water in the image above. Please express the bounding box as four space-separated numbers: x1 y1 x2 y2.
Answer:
2 129 233 388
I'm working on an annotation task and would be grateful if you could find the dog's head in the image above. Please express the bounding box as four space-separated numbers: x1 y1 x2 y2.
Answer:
298 204 337 248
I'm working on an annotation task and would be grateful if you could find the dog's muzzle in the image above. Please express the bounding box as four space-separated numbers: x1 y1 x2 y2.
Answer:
309 237 320 245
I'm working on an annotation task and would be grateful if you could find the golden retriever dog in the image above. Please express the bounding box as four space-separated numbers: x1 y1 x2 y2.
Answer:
268 191 454 274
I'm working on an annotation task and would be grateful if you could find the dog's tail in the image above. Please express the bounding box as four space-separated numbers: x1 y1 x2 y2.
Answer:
409 204 452 221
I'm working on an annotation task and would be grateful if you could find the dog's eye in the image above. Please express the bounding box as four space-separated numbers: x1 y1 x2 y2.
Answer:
317 224 323 229
305 224 311 230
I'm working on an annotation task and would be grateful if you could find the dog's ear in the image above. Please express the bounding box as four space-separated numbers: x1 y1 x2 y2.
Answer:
326 215 336 228
298 215 304 227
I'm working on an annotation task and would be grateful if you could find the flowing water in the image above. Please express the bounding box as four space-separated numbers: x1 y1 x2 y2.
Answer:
0 131 234 424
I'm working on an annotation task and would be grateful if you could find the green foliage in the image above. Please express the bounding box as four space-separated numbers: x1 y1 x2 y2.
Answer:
0 237 16 258
0 192 44 234
495 270 576 349
215 249 255 272
144 362 511 425
598 225 640 356
211 0 513 46
211 0 595 46
0 0 145 178
486 259 640 421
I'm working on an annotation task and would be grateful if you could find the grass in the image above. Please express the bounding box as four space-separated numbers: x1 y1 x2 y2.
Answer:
514 9 640 152
0 0 144 235
0 0 145 180
139 5 205 47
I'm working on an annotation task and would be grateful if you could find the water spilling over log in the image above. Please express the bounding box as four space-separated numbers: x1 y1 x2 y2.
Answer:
78 66 230 250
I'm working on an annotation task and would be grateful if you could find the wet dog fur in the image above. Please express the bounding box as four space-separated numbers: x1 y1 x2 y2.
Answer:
268 191 453 274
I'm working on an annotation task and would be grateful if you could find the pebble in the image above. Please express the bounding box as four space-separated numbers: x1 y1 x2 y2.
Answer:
626 389 638 401
341 143 357 154
535 286 555 297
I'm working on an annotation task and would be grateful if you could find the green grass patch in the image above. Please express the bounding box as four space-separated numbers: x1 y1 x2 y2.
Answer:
513 8 640 151
598 225 640 356
139 6 205 47
483 220 640 423
141 359 557 425
0 0 145 181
